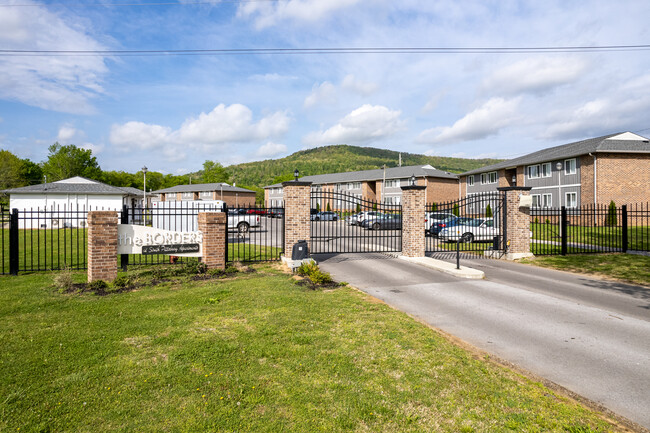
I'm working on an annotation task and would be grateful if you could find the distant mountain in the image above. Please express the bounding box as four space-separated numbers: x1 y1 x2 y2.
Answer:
224 145 503 188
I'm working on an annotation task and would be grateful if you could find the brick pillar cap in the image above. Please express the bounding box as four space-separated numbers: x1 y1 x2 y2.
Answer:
282 180 312 187
497 186 532 192
401 185 426 191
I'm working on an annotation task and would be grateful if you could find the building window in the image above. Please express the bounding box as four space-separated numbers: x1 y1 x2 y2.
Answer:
385 179 400 188
531 194 540 208
199 191 212 199
353 182 361 189
565 158 576 175
565 192 577 208
166 193 176 201
541 163 552 177
481 171 497 184
467 176 474 186
527 165 540 179
181 192 193 200
542 193 552 208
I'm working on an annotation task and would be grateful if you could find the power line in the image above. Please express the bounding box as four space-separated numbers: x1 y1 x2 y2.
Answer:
2 44 650 57
0 0 279 6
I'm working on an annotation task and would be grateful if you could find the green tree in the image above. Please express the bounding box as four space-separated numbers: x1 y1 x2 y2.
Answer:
453 203 459 216
20 159 43 186
606 200 617 226
326 202 331 211
103 170 137 188
430 203 438 211
202 161 230 184
485 204 493 218
42 143 102 182
0 150 24 190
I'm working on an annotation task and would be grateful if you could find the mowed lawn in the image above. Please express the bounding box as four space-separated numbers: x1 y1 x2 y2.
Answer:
0 267 620 432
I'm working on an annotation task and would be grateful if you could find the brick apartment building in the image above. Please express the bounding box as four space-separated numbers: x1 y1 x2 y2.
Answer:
462 132 650 208
264 165 460 209
152 183 256 207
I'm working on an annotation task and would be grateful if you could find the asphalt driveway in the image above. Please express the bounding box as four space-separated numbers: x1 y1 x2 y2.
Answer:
316 253 650 430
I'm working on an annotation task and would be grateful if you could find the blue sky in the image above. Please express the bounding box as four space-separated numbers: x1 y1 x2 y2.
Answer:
1 0 650 174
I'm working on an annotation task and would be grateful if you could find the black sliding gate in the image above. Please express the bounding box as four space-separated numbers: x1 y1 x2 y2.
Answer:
310 191 402 254
425 192 506 257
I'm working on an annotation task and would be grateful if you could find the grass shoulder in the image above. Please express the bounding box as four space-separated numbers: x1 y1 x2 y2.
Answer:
520 253 650 287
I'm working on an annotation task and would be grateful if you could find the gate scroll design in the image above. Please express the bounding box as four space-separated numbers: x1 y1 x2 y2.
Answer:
310 190 402 254
425 192 506 257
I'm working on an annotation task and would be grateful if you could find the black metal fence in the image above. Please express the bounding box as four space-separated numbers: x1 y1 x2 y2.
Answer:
530 203 650 255
310 191 401 254
426 192 505 256
1 203 283 275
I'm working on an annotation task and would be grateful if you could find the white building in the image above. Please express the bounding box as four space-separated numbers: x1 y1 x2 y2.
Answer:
2 176 144 228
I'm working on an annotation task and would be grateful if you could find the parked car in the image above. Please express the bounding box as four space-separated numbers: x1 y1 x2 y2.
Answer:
267 208 284 218
246 208 267 216
361 214 402 230
425 212 455 233
429 216 474 237
348 211 383 225
311 211 339 221
439 218 498 243
226 210 260 233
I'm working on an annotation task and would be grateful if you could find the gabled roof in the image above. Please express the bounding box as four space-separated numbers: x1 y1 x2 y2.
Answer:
152 183 255 194
264 164 458 188
462 132 650 175
2 176 131 195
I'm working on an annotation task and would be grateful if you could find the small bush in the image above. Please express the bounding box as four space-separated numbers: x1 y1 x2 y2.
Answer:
452 203 460 217
485 204 493 218
53 268 74 292
88 280 109 291
606 200 617 226
183 259 208 275
296 261 334 286
113 275 135 289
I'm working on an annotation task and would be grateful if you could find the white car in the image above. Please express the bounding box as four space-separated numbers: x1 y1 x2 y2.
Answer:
425 212 455 233
438 218 498 243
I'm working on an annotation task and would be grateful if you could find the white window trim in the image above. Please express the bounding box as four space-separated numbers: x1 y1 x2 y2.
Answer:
565 158 577 175
527 165 540 179
542 193 552 208
541 163 552 178
481 171 497 185
467 176 474 186
565 192 577 208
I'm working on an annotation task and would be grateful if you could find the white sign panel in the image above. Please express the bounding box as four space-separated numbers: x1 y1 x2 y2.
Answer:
117 224 203 257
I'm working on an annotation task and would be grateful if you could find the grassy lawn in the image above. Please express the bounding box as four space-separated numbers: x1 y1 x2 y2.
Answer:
530 223 649 251
0 266 622 432
521 253 650 287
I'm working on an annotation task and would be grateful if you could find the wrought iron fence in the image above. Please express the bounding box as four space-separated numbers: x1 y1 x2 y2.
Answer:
309 191 401 254
426 192 505 256
530 203 649 255
1 202 283 275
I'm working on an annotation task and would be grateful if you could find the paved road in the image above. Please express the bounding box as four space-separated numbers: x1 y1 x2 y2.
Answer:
316 253 650 430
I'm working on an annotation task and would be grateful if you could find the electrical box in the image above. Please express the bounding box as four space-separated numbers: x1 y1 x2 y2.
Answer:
291 240 309 260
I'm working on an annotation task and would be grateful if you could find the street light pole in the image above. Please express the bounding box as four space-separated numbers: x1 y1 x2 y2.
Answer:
142 166 148 225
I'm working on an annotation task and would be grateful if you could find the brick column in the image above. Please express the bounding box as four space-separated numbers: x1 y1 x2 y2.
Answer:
88 211 118 282
198 212 226 270
401 185 426 257
498 187 534 260
282 181 312 259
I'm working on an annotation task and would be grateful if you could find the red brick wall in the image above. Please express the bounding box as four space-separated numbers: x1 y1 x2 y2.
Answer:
88 211 118 282
425 177 460 204
402 187 426 257
198 212 226 270
283 182 312 256
593 153 650 205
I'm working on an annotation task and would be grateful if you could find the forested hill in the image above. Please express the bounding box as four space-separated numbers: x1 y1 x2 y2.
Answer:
226 145 503 187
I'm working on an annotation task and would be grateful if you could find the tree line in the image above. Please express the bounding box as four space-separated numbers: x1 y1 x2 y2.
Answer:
0 143 233 205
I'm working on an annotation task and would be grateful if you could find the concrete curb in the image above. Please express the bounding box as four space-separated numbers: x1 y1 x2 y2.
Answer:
398 256 485 279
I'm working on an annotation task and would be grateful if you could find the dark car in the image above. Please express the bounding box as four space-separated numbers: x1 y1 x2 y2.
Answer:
429 216 474 237
268 208 284 218
361 214 402 230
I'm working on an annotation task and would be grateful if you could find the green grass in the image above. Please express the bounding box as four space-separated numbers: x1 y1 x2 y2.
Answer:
0 267 620 432
521 253 650 287
530 223 649 251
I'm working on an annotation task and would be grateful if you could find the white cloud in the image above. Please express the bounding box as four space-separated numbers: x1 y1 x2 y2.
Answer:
482 57 587 96
0 0 108 114
256 142 288 158
417 97 521 145
110 104 291 155
56 125 86 143
304 81 337 108
303 104 405 146
237 0 362 29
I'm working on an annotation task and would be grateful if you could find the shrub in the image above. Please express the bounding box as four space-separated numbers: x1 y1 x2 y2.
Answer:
296 261 334 286
54 267 74 292
326 202 331 212
485 204 493 218
430 203 438 211
113 275 135 289
183 259 208 275
88 280 109 291
606 200 617 226
453 203 460 217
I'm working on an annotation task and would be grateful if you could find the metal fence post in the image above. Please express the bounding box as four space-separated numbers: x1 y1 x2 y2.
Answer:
120 205 129 272
223 203 229 265
561 206 568 256
9 209 19 275
621 205 628 253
